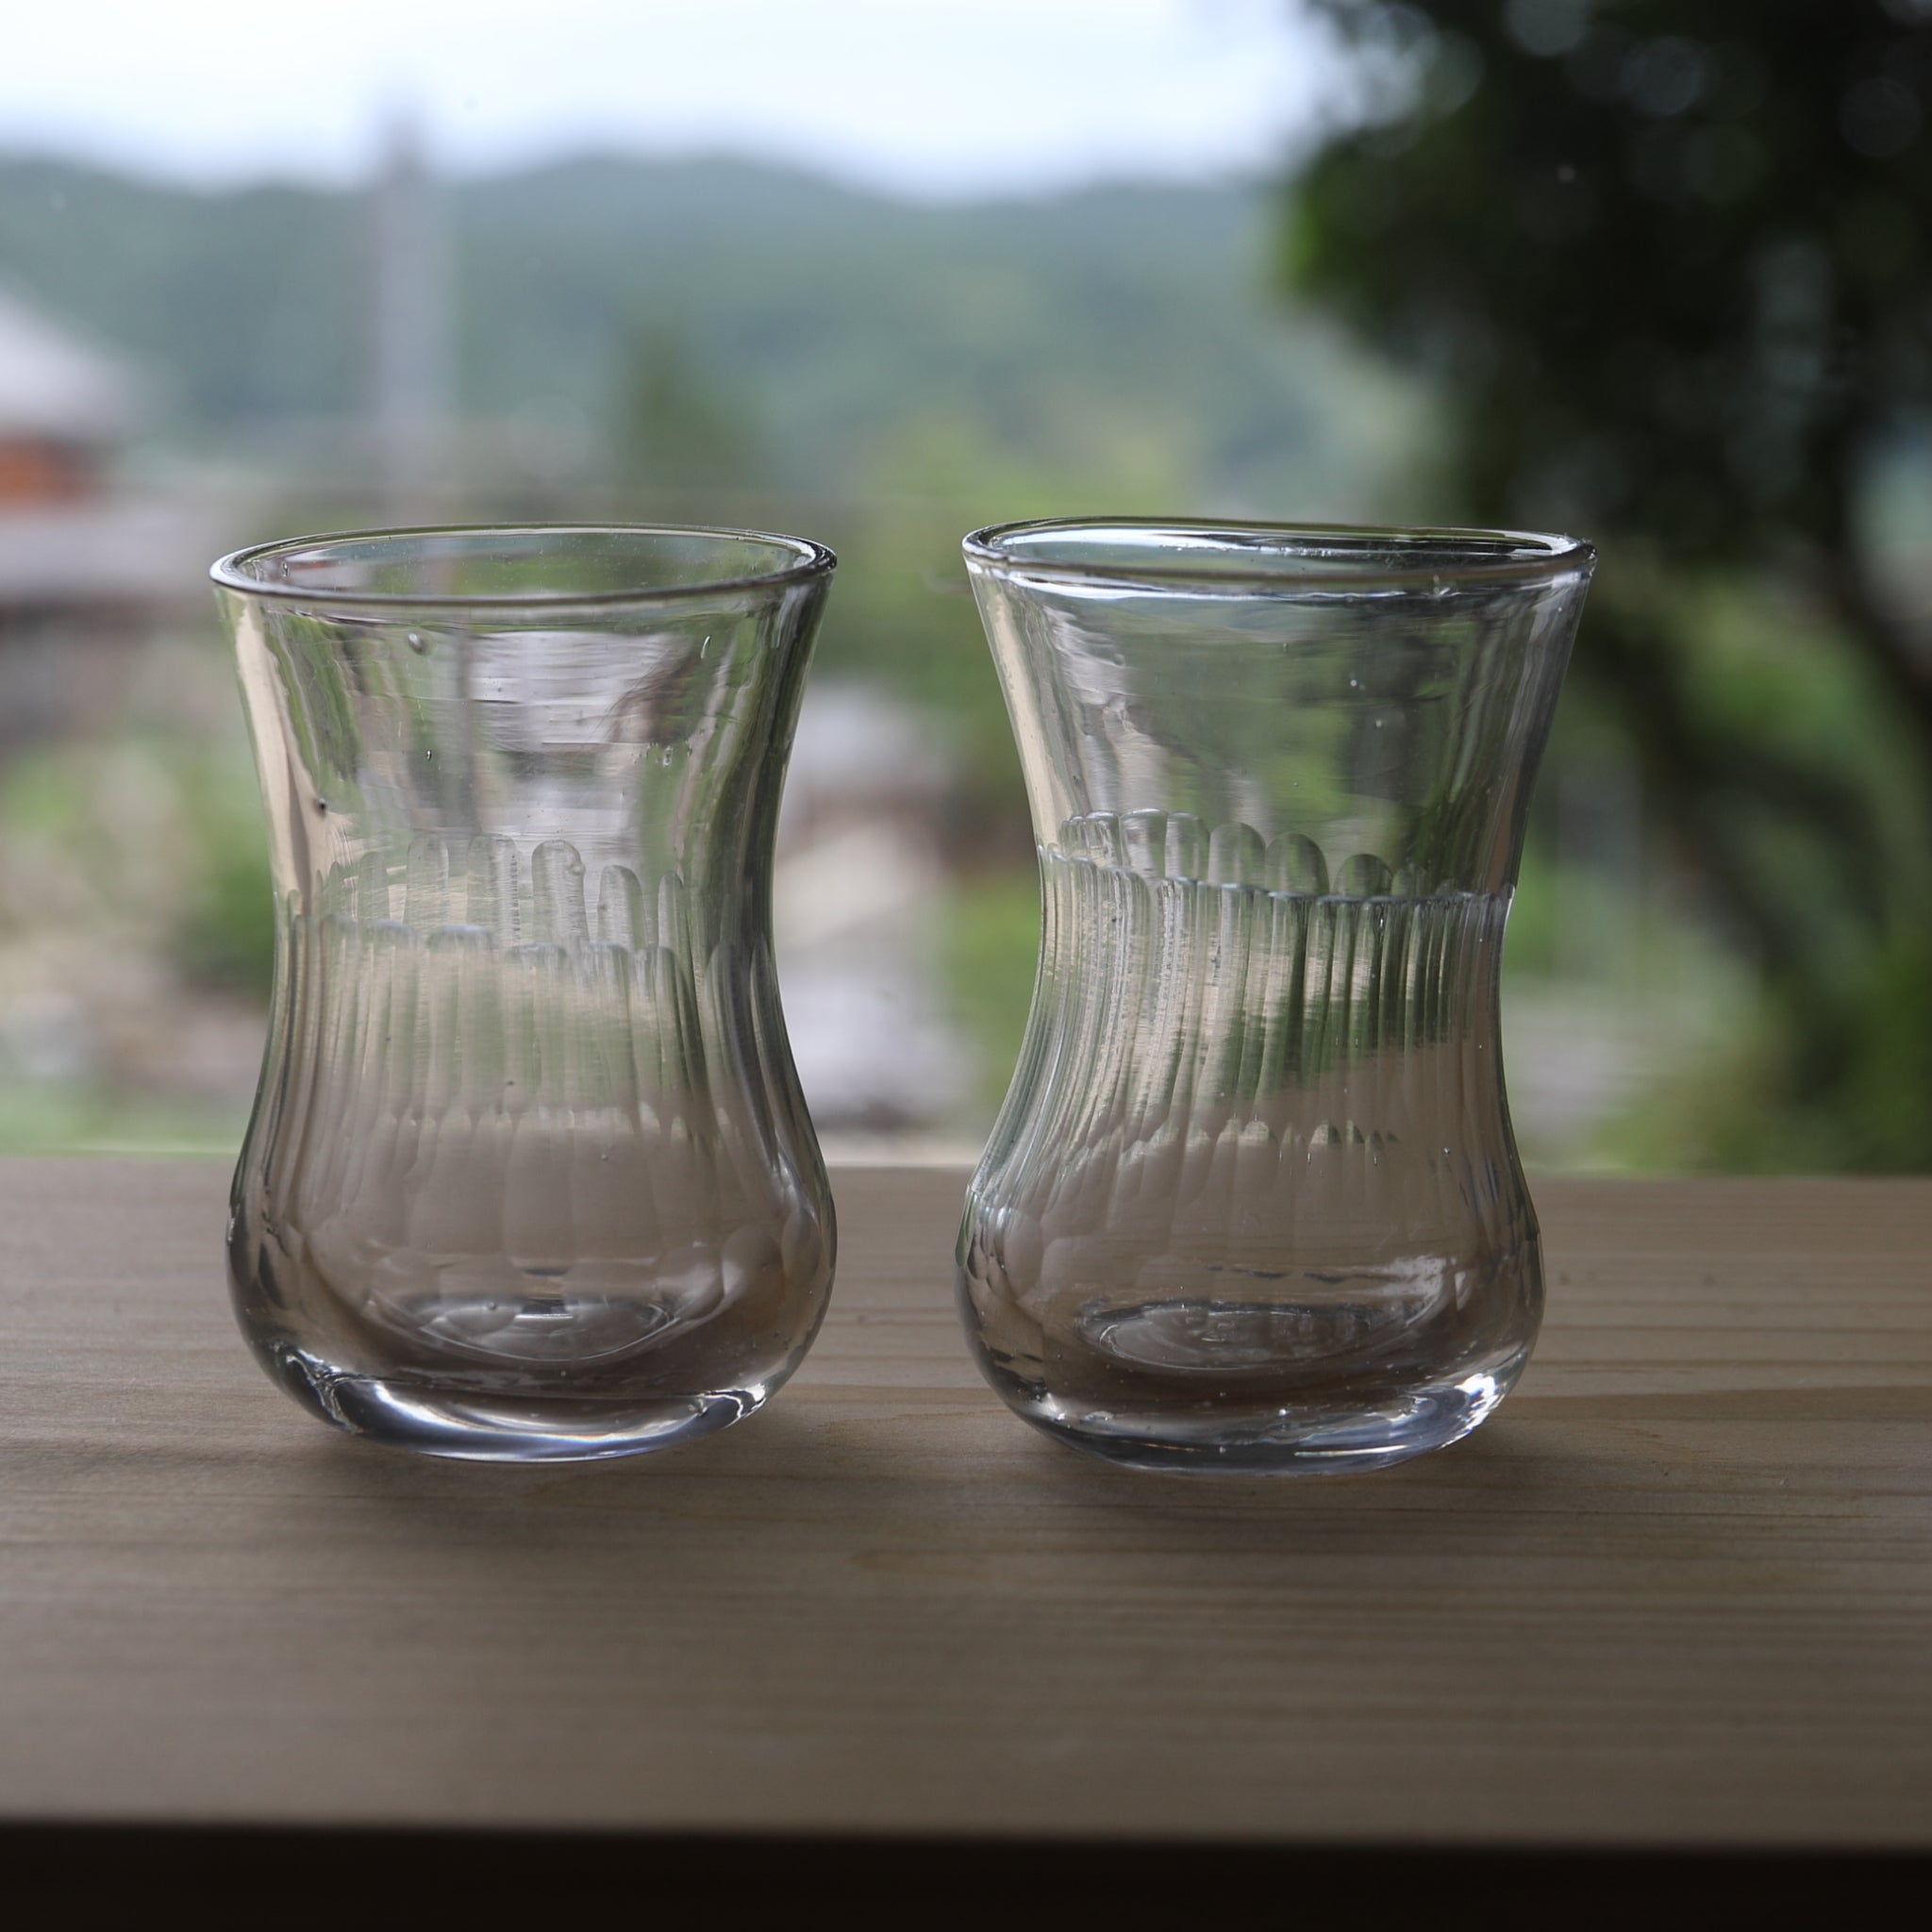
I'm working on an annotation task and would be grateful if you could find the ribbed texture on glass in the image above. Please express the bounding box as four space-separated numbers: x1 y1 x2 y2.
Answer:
972 815 1523 1256
246 838 820 1383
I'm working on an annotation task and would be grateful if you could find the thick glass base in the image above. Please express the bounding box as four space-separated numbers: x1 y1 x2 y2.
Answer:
980 1357 1524 1476
270 1347 766 1463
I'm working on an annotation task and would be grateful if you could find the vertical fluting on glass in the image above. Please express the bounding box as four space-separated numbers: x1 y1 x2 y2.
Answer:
958 521 1593 1474
214 525 836 1461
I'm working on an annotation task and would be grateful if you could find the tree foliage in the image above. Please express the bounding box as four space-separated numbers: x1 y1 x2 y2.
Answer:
1290 0 1932 1166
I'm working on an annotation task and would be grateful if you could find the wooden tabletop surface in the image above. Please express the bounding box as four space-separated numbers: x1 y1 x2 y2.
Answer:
1 1159 1928 1857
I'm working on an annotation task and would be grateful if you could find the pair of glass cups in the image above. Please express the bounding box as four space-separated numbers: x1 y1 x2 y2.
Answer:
211 520 1592 1474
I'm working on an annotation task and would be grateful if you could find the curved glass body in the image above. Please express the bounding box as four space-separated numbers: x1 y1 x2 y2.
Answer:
959 520 1593 1473
213 525 837 1461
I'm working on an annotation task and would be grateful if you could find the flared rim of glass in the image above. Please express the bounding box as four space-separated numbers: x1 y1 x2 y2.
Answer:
962 517 1595 591
210 522 838 608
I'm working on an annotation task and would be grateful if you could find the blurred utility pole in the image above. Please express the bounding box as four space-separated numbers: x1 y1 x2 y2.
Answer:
368 115 450 519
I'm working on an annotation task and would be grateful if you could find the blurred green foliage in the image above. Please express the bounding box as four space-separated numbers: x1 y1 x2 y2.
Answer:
0 1078 247 1157
941 868 1045 1117
619 323 763 492
1292 0 1932 1168
173 757 276 994
0 729 271 998
0 723 264 1153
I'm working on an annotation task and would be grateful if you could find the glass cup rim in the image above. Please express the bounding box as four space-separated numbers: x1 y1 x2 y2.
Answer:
962 516 1595 591
210 521 838 609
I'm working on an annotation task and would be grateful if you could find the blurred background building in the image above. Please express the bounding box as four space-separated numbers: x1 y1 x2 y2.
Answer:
0 0 1925 1171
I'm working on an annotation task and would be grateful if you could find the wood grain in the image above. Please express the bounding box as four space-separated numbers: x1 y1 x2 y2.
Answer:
1 1160 1927 1850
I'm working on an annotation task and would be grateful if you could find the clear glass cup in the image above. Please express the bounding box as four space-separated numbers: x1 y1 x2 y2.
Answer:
212 525 838 1461
958 519 1594 1473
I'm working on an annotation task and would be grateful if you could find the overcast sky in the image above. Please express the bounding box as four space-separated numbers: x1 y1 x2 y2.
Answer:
0 0 1341 198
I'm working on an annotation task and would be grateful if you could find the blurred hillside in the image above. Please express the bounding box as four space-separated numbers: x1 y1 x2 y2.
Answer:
0 153 1418 510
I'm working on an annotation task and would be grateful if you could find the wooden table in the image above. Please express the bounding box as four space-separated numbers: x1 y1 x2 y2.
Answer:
2 1160 1928 1919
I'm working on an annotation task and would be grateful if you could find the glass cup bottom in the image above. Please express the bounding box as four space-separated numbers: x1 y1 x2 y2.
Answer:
958 1307 1530 1475
956 1217 1542 1474
262 1343 774 1463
